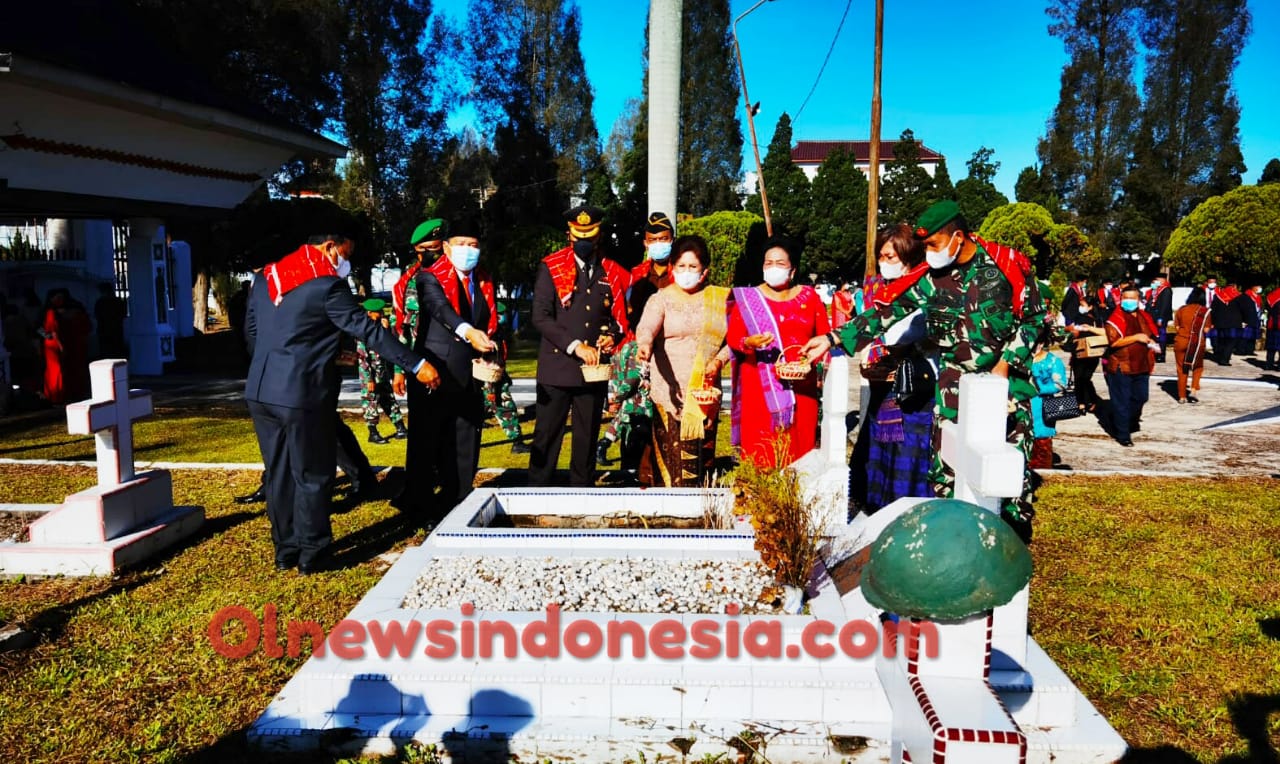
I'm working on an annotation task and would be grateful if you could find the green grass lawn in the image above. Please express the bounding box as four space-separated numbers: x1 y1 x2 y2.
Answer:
1 412 1277 761
502 337 539 379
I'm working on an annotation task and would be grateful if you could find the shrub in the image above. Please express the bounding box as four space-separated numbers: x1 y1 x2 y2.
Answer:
679 210 764 287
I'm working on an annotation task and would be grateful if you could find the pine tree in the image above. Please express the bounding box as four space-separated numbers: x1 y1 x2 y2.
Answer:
745 113 811 241
675 0 744 215
807 147 868 281
339 0 453 254
1124 0 1251 250
466 0 605 201
1259 159 1280 185
932 158 956 200
954 147 1010 229
1037 0 1141 248
879 129 936 225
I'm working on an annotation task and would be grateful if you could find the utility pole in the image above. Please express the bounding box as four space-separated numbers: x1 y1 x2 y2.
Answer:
734 0 774 236
648 0 682 219
865 0 884 278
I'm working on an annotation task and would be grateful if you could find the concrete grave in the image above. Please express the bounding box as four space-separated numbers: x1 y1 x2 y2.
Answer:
0 359 203 576
249 358 1124 762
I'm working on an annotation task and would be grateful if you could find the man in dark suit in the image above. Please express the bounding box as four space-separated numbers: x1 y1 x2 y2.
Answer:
393 219 497 521
528 206 632 487
1146 275 1173 362
245 232 439 574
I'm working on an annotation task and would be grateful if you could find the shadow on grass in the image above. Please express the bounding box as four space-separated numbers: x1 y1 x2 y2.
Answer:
2 569 164 649
328 511 421 570
1123 615 1280 763
0 438 88 456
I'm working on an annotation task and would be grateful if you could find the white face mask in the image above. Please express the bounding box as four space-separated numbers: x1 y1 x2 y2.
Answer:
448 244 480 273
648 241 672 262
674 271 702 291
335 255 352 279
879 261 905 280
762 266 790 288
924 234 959 269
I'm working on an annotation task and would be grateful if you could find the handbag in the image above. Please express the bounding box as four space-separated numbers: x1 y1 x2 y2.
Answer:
1041 390 1081 424
892 354 935 408
1041 363 1081 424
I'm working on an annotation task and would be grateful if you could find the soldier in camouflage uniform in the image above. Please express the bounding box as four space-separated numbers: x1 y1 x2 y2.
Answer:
357 298 407 444
806 201 1047 542
392 219 446 371
596 337 653 468
595 212 674 469
483 303 529 453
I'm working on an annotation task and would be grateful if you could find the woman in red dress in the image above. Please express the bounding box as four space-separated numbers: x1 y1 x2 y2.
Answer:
40 289 67 405
727 237 831 468
58 297 93 402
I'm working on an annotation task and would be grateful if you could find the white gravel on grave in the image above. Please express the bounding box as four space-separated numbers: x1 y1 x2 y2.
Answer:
401 556 781 614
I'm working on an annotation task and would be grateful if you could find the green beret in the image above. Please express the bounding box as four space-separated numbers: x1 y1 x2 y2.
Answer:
914 200 962 239
410 218 445 245
362 298 386 312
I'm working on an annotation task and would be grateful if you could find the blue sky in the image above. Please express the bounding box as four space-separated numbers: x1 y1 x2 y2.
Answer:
435 0 1280 201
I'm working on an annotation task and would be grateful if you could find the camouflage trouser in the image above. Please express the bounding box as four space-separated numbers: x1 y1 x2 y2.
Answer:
603 340 653 445
359 354 404 426
484 375 522 440
927 364 1038 530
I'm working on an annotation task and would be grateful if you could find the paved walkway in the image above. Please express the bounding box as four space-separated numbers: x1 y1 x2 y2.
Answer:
127 372 735 410
5 352 1278 478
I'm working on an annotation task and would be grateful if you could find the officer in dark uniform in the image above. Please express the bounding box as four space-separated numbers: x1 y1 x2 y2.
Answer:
528 206 633 487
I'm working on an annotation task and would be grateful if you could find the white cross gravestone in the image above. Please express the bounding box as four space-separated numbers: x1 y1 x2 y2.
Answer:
828 374 1031 669
0 359 204 576
817 373 1039 762
937 374 1030 670
69 359 154 486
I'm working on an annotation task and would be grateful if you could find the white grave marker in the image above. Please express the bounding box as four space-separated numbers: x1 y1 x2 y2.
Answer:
938 374 1024 512
0 360 203 576
66 360 154 486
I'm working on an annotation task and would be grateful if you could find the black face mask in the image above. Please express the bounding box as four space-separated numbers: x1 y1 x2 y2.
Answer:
573 239 595 260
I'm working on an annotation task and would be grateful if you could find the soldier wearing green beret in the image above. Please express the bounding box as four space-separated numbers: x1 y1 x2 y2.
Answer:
804 200 1049 542
357 298 407 443
393 219 446 362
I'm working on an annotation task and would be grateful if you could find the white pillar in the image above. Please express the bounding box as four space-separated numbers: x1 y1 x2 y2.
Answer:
647 0 682 219
79 220 117 284
124 218 175 375
47 218 73 254
169 241 194 338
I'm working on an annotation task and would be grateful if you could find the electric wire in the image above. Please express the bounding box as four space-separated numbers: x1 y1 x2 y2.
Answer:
793 0 854 125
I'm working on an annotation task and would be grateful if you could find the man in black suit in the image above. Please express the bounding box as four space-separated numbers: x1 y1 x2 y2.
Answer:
528 206 632 487
1147 275 1174 362
393 220 497 521
245 232 439 574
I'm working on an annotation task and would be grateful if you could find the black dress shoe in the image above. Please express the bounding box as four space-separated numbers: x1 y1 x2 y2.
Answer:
1119 439 1134 447
235 487 267 504
298 556 335 575
511 441 531 455
275 558 297 571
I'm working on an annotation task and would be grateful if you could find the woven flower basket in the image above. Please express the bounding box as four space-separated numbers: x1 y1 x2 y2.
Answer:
471 359 504 383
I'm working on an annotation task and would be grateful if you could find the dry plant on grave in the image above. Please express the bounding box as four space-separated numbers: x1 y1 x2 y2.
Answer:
700 476 737 530
725 435 835 590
